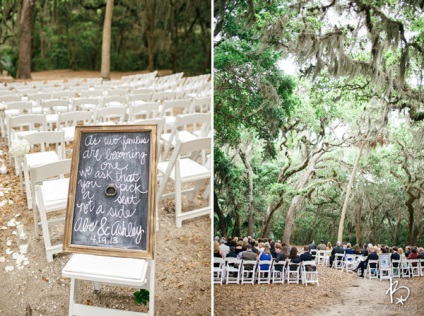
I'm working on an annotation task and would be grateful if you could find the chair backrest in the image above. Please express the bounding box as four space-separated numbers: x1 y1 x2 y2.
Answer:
152 91 177 103
0 95 22 103
107 88 128 96
191 97 211 113
128 93 153 103
72 97 100 110
41 99 70 113
173 136 211 158
102 95 127 108
31 159 71 190
94 106 126 123
225 257 241 268
7 114 47 146
160 99 191 117
127 102 160 121
5 101 33 115
79 89 103 98
130 117 165 138
57 111 93 127
21 131 66 159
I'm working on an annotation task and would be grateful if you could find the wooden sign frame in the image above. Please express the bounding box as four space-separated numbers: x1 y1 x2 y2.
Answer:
63 125 157 259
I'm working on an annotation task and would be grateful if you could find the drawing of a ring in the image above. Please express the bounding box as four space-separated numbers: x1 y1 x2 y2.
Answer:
105 183 117 197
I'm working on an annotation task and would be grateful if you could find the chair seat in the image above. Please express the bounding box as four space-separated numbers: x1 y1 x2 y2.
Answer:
158 158 210 182
62 254 148 285
40 178 69 210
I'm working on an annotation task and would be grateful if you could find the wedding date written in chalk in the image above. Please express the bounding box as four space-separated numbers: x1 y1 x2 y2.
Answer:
71 132 151 250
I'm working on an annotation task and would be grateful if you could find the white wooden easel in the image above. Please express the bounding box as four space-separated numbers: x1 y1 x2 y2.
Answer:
62 254 155 316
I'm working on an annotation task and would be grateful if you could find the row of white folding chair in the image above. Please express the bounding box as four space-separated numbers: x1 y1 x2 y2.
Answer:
31 159 71 262
215 257 318 286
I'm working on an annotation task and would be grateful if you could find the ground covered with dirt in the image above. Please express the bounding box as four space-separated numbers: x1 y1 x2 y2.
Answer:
0 70 211 315
214 265 424 315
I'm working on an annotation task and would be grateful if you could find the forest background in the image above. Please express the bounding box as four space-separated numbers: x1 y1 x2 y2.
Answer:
0 0 211 78
214 0 424 248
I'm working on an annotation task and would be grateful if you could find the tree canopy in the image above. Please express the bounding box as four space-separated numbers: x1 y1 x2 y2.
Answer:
214 0 424 246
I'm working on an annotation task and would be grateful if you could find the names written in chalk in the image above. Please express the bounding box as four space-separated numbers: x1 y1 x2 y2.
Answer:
71 131 151 250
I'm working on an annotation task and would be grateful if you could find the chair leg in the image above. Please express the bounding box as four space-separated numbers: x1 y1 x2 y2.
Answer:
175 161 182 228
69 278 76 316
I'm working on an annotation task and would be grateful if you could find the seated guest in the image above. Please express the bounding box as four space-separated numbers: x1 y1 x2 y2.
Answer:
317 240 326 251
300 245 313 262
270 241 277 258
407 247 419 266
214 241 223 267
274 243 286 271
327 242 333 251
226 246 238 258
234 241 244 255
345 243 354 255
257 245 272 270
353 244 362 255
241 244 257 270
287 246 301 270
405 246 411 258
361 243 369 256
354 246 378 277
308 240 316 251
391 246 400 267
330 242 345 267
419 247 424 259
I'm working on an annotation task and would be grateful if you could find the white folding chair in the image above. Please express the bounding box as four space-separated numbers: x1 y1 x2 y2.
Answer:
301 261 319 286
240 259 257 284
213 258 225 285
378 254 392 281
343 254 356 272
286 261 301 284
332 253 344 270
401 259 411 278
57 111 93 142
21 131 65 209
224 257 241 284
190 97 211 113
409 259 420 277
159 99 191 132
367 259 379 280
391 259 401 278
271 261 286 284
32 159 71 262
161 113 211 160
256 259 272 284
157 137 211 227
62 254 154 316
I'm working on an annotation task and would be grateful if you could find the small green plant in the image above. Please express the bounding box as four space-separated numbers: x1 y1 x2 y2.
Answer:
133 289 149 305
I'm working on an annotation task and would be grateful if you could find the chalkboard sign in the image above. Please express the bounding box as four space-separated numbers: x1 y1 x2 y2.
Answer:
63 125 157 259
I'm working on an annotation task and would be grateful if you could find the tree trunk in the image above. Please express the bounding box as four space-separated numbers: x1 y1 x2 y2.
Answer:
232 203 242 238
238 148 254 236
337 142 365 243
17 0 34 79
146 0 156 72
100 0 114 80
355 203 362 245
214 191 227 238
261 198 284 238
282 152 322 245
